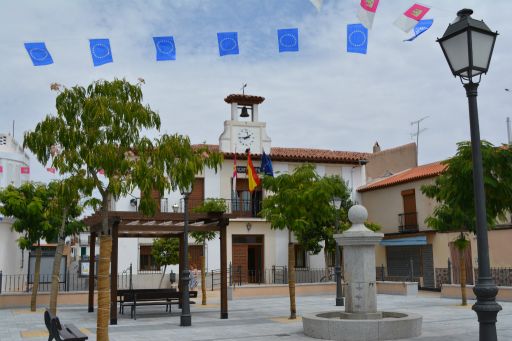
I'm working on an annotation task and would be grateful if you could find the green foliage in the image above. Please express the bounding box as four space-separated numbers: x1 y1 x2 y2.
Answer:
260 164 352 254
421 141 512 233
192 198 227 213
454 232 470 251
0 181 85 249
190 231 217 244
0 182 53 249
363 221 381 232
151 238 180 268
23 79 223 224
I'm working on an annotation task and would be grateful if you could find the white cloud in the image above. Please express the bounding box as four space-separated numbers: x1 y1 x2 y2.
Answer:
1 0 511 183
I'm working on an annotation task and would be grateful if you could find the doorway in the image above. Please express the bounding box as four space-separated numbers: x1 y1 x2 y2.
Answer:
232 235 264 284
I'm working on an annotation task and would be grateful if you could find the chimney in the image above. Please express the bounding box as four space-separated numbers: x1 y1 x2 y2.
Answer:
373 141 381 153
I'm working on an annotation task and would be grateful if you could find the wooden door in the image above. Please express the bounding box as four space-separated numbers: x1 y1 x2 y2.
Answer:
449 242 474 285
188 245 203 270
189 178 204 211
232 244 248 283
401 189 418 230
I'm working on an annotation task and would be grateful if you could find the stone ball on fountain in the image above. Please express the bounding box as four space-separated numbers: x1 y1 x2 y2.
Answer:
348 205 368 224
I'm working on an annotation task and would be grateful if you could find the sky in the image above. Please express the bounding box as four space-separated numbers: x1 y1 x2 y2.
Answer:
1 0 511 184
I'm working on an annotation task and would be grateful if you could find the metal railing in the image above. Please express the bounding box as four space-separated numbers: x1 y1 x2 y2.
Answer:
205 266 340 290
125 197 263 218
398 212 419 232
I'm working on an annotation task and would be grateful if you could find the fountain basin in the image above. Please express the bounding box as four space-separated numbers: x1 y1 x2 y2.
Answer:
302 311 422 341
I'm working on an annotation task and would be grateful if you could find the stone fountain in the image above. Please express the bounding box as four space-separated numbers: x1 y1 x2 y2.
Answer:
302 205 422 341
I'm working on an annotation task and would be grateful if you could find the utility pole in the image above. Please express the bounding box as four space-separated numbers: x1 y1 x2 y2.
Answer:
506 89 511 145
410 116 429 166
507 117 511 145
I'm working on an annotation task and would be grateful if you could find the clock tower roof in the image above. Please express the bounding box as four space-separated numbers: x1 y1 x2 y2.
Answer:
224 94 265 105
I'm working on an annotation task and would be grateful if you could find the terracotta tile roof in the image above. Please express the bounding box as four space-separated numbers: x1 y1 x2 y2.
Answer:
358 161 446 192
194 144 370 164
224 94 265 105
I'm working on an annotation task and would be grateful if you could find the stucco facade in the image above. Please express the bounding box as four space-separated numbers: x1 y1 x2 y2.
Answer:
359 163 512 288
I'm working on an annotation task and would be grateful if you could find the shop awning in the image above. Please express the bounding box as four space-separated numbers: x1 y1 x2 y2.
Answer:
380 236 427 246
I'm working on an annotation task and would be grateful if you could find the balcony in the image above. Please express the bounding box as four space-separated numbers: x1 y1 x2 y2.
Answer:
126 197 263 218
398 212 419 233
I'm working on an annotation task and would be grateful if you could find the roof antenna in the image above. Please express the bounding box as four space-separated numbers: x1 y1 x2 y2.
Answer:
241 83 247 95
410 116 429 166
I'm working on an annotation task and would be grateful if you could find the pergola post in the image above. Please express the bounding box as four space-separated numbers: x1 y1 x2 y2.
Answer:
110 221 119 325
179 232 184 308
88 231 96 313
220 220 228 319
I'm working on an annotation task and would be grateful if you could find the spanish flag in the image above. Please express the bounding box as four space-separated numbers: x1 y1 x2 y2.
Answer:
246 149 261 192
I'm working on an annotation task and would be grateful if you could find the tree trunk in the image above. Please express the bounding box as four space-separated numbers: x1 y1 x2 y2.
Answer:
159 265 167 288
287 230 296 319
49 210 68 315
201 254 207 305
97 195 111 341
459 247 467 306
30 246 42 311
97 234 112 341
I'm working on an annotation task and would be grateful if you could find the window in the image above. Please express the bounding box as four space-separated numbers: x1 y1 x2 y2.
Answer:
139 245 159 271
294 244 307 268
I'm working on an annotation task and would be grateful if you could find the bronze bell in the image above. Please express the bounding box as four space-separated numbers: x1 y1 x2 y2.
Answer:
240 106 250 118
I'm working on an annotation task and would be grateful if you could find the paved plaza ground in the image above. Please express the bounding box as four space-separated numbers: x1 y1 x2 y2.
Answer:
0 291 510 341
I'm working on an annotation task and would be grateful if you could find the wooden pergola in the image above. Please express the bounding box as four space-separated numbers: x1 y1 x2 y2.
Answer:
83 211 230 324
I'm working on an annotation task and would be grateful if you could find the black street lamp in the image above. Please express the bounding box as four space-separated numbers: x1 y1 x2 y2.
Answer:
437 8 501 341
332 197 344 307
180 184 193 327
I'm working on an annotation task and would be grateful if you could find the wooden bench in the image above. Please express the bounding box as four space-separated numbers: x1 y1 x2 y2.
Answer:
118 289 197 320
44 309 88 341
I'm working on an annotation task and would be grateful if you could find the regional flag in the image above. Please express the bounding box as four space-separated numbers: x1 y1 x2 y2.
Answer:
217 32 239 56
404 19 433 42
153 36 176 61
261 150 274 177
394 4 430 33
357 0 380 29
21 166 30 174
347 24 368 54
0 165 3 173
89 39 113 66
24 42 54 66
46 167 56 174
246 149 261 192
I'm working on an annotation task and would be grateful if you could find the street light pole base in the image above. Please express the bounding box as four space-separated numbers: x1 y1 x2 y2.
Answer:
336 297 344 307
472 283 502 341
180 314 192 327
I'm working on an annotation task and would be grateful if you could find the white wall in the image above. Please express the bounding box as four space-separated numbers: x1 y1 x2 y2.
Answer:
204 167 221 198
118 238 138 273
0 220 28 275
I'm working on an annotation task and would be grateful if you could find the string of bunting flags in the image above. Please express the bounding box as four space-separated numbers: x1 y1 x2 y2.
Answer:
23 1 434 66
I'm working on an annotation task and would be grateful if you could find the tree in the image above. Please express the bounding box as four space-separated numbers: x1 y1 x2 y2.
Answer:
260 164 351 319
24 79 222 341
151 237 180 287
190 231 217 305
421 141 512 305
0 182 55 311
46 178 87 315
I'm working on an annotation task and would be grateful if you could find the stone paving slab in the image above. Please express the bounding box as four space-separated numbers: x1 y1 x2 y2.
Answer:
0 292 510 341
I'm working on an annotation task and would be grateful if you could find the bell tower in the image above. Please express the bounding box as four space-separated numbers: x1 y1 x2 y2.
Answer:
219 93 271 154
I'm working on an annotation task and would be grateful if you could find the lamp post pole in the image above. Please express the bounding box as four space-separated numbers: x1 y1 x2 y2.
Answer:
437 9 501 339
180 191 191 327
334 200 344 307
465 82 501 340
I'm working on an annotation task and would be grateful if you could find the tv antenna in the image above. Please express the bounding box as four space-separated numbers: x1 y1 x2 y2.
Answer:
241 83 247 95
411 116 429 166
